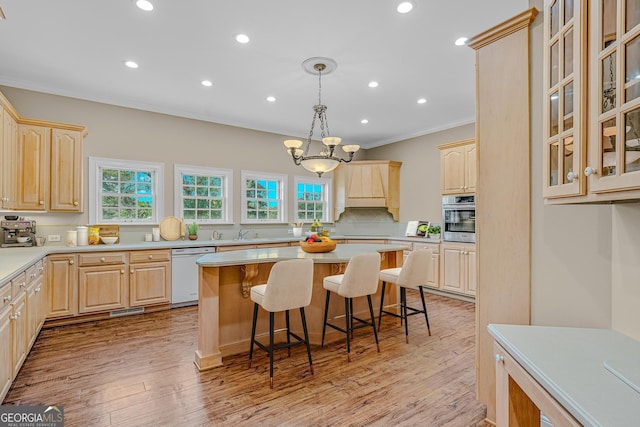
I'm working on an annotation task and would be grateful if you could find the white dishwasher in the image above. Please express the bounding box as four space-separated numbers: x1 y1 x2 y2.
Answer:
171 247 215 307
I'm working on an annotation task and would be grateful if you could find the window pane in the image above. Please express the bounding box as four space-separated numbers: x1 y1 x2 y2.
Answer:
602 52 617 113
550 141 559 186
628 0 640 32
563 136 574 184
551 41 559 87
625 34 640 102
564 29 574 78
564 0 573 24
602 117 617 176
603 0 617 49
624 108 640 173
550 92 559 136
564 82 574 130
196 175 208 186
550 0 559 37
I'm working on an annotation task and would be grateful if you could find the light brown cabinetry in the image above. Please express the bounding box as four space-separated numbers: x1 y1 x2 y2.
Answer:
1 105 18 209
544 0 640 202
440 242 476 296
334 160 402 221
413 242 441 289
439 139 476 195
78 252 128 314
10 275 27 381
15 124 49 211
25 262 45 349
0 289 12 401
46 254 78 319
129 250 171 307
49 129 83 211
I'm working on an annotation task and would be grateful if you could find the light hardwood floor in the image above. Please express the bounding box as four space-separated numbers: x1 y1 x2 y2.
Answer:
4 293 486 426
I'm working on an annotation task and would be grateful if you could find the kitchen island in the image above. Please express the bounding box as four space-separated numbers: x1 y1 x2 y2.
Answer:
194 243 406 371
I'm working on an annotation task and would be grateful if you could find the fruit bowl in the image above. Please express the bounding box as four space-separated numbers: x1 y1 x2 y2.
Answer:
300 240 336 253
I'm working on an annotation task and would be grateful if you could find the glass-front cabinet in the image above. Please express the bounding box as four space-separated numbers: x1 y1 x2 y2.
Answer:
544 0 640 202
587 0 640 192
544 0 587 198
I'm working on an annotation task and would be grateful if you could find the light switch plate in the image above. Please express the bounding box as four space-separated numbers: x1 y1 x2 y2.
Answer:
48 234 61 242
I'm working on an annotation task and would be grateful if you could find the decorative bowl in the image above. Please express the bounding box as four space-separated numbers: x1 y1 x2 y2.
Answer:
300 240 336 253
100 236 118 245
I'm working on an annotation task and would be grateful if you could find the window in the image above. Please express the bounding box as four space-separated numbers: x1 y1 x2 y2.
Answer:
89 157 163 225
294 176 333 223
174 164 233 224
241 170 287 223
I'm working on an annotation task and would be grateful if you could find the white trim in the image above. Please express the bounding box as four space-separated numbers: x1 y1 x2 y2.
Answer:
294 175 333 223
89 156 164 225
174 164 234 224
240 170 288 224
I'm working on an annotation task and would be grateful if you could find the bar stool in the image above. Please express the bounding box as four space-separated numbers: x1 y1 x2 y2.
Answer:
378 249 432 343
321 252 381 361
248 258 314 388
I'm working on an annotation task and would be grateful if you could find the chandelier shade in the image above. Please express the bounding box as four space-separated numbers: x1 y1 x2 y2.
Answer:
284 58 359 177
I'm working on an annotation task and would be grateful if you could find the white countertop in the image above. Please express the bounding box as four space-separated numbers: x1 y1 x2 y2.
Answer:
488 324 640 426
196 243 408 267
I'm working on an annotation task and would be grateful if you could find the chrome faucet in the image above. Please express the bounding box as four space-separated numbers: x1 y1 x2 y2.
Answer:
236 229 251 240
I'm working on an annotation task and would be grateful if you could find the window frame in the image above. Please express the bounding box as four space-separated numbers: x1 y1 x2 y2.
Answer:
293 175 333 223
89 156 164 225
240 170 288 224
174 164 234 224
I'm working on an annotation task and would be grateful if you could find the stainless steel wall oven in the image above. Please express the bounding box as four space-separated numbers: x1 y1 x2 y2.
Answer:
442 194 475 243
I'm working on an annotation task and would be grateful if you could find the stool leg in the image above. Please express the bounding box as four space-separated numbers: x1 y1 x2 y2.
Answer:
248 302 259 368
400 286 405 327
419 286 431 336
321 290 331 347
285 309 291 357
269 311 275 388
401 287 409 343
300 307 314 375
345 297 352 362
350 298 355 339
378 281 387 332
367 295 380 352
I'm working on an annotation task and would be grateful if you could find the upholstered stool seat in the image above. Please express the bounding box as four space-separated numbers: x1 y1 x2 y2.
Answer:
248 258 314 388
378 249 432 343
321 252 381 361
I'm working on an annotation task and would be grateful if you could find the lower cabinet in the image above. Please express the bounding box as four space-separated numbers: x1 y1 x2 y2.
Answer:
413 242 441 290
129 250 171 307
78 265 128 314
10 289 27 382
0 285 13 401
440 242 476 297
46 254 78 319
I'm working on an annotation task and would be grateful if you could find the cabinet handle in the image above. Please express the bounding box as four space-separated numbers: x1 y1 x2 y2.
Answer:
20 282 26 288
100 257 106 262
495 354 504 363
73 201 79 206
3 296 11 303
69 260 74 265
566 171 578 182
35 287 41 292
148 255 153 259
31 273 36 278
130 269 135 274
584 166 597 176
38 266 44 271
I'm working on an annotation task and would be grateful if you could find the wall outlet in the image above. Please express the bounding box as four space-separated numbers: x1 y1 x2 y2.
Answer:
330 228 336 233
48 234 61 242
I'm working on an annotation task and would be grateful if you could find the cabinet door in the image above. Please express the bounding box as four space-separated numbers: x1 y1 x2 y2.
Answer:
50 128 83 212
587 0 640 193
46 254 78 319
129 262 171 307
11 291 27 376
78 266 127 313
464 143 477 193
15 125 49 210
466 248 477 296
26 280 38 349
1 109 17 209
346 163 386 205
441 245 464 293
441 146 465 194
0 307 12 401
427 253 440 289
35 262 47 329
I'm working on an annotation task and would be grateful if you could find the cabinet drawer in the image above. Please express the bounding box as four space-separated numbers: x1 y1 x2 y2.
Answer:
11 272 26 298
78 252 127 266
25 264 38 284
413 242 440 254
130 249 171 264
0 283 11 311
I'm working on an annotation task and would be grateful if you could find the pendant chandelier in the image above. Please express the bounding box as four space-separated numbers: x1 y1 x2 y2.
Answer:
284 58 360 177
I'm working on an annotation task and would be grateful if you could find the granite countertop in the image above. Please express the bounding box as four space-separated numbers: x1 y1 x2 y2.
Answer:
489 323 640 426
196 243 409 267
0 235 440 286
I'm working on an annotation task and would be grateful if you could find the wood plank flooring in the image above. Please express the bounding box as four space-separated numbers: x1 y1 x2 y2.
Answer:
3 292 487 426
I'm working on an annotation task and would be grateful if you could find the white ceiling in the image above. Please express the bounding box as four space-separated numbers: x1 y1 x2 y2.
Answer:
0 0 528 149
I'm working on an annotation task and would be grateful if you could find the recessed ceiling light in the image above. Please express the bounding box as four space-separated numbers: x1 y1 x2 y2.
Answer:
397 1 415 13
361 119 369 124
235 34 250 44
266 96 276 102
417 98 427 104
136 0 154 12
455 37 468 46
201 80 213 87
124 60 139 69
368 81 379 88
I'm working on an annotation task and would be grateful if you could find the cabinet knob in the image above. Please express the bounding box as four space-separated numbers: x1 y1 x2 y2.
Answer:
73 201 79 206
3 295 11 303
31 273 36 278
69 260 74 265
566 171 578 182
495 354 504 363
148 255 153 259
121 269 125 274
35 287 41 292
20 282 26 288
584 166 597 176
39 200 44 205
130 269 135 274
100 257 106 262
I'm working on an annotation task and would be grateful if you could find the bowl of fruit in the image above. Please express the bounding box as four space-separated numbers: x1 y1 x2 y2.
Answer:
300 234 337 253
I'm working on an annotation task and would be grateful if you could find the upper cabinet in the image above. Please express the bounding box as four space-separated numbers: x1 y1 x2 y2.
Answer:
438 139 476 195
544 0 640 202
334 160 402 221
0 91 86 212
